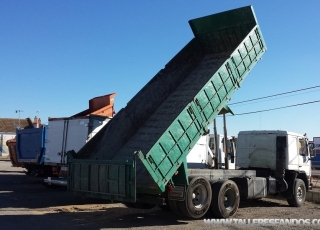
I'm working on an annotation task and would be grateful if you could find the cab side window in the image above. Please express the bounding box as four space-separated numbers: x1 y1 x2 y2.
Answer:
298 138 307 156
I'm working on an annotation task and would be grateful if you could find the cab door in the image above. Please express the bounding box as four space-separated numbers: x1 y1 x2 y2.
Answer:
287 135 299 170
297 137 311 176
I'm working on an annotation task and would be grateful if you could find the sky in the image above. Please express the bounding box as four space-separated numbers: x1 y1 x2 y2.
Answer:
1 1 319 140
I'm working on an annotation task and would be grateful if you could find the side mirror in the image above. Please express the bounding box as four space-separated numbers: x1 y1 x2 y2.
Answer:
310 149 316 158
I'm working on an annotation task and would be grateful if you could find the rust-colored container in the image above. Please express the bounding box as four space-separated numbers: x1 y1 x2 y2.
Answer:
6 138 24 167
72 93 116 118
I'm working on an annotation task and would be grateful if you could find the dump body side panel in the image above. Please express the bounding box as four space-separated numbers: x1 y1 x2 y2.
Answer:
68 156 136 202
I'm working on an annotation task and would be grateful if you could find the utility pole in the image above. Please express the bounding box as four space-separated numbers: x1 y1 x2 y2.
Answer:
15 110 23 128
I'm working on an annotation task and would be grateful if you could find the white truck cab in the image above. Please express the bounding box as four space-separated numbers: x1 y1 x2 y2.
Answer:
236 130 314 190
187 134 236 169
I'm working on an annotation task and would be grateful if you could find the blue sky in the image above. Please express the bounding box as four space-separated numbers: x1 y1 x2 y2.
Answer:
1 1 319 139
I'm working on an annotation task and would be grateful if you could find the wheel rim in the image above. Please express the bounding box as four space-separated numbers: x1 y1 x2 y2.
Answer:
191 184 207 208
224 188 236 210
297 186 304 201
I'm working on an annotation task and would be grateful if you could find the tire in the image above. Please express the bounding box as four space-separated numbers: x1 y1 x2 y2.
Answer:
177 177 212 219
287 178 306 207
211 180 240 218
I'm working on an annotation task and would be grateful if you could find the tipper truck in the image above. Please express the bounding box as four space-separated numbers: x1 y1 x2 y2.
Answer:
67 6 315 218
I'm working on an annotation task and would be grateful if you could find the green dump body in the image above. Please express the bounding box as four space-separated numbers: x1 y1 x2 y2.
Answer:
68 6 266 202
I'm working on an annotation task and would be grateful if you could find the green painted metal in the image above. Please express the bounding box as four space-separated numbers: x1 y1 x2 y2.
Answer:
68 154 136 202
135 6 266 194
68 5 267 200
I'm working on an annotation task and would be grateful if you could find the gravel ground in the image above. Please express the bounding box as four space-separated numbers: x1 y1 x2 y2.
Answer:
1 160 320 230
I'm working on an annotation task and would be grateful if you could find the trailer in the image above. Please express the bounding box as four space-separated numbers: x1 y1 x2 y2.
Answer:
44 115 111 165
68 6 276 218
15 115 110 178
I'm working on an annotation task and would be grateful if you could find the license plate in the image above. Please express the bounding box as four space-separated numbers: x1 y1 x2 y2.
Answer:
168 186 185 201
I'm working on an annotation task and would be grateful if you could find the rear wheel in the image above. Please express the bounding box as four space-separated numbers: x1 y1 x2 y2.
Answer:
211 180 240 218
177 177 212 219
287 178 306 207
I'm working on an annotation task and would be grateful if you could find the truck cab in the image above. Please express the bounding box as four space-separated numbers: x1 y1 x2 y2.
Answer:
186 134 236 169
236 130 314 190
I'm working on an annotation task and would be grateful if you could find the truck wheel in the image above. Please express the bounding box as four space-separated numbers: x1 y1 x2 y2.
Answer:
211 180 240 218
177 177 212 219
287 179 306 207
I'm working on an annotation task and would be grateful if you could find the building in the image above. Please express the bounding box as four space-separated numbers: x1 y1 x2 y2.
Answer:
0 118 34 157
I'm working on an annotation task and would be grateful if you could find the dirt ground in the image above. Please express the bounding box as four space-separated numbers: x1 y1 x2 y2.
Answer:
1 159 320 230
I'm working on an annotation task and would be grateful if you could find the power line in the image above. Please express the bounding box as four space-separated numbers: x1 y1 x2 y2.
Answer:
231 100 320 116
229 85 320 105
230 89 320 107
